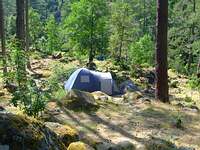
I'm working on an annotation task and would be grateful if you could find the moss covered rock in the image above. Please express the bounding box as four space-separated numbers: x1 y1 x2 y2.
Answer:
45 122 79 147
67 141 94 150
123 91 143 102
0 113 66 150
145 137 178 150
61 90 99 111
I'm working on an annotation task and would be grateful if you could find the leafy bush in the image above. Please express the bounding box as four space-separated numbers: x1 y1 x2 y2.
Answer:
48 64 77 92
129 34 154 66
45 16 62 54
114 57 130 71
8 40 48 117
187 75 200 90
12 79 49 117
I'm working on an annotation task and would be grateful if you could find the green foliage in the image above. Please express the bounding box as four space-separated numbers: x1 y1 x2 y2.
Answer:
54 88 66 100
109 0 138 60
48 64 77 92
129 34 154 66
114 58 130 71
64 0 109 60
46 15 62 54
12 79 48 117
6 15 16 37
29 8 44 50
172 112 183 129
168 0 200 75
8 40 48 117
187 75 200 90
3 0 200 87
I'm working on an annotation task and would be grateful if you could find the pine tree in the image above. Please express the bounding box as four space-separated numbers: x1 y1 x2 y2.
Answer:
0 0 7 82
16 0 27 87
155 0 169 102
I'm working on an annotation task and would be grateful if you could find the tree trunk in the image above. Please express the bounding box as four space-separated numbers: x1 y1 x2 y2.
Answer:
16 0 27 86
143 0 146 34
16 0 25 46
89 9 94 64
25 0 29 52
155 0 169 102
25 0 32 70
0 0 7 82
197 57 200 78
188 0 196 74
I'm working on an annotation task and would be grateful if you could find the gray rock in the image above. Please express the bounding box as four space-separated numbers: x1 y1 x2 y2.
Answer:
183 106 199 113
0 106 5 111
95 141 135 150
115 141 135 150
95 142 114 150
0 145 9 150
0 92 4 97
139 97 151 104
178 147 195 150
99 96 109 101
64 89 98 111
0 113 66 150
52 52 62 59
170 80 179 88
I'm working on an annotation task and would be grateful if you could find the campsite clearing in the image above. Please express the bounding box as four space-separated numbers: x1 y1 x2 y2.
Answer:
1 57 200 150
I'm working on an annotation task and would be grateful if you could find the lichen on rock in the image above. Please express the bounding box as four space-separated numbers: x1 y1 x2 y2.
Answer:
0 113 67 150
45 122 79 147
60 89 99 112
67 141 94 150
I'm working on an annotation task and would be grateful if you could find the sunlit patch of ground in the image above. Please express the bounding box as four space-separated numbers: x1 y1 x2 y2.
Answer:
0 57 200 149
44 98 200 149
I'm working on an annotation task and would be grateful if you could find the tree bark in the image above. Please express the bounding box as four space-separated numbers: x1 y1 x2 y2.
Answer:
16 0 25 47
155 0 169 102
0 0 7 81
143 0 147 34
197 57 200 78
119 26 124 61
25 0 32 70
16 0 27 86
188 0 196 74
89 8 94 64
25 0 29 52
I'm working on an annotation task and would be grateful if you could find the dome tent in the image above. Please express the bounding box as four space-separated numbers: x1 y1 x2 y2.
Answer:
64 68 120 95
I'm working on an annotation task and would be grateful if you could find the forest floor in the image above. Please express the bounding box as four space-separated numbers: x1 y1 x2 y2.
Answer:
0 54 200 150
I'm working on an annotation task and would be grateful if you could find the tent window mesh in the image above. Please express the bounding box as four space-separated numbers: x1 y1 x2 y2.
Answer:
80 76 90 83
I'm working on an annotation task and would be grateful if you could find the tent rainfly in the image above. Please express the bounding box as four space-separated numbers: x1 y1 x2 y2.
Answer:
64 68 119 95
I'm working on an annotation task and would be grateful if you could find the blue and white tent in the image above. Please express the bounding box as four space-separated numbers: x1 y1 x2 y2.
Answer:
64 68 119 95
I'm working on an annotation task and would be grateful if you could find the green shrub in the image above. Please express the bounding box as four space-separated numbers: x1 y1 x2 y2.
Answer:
129 34 154 66
8 40 48 117
45 16 62 54
114 58 130 71
12 79 49 117
48 64 77 92
187 75 200 90
53 88 66 100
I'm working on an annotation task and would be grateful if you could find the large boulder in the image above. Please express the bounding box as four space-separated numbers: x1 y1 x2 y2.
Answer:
67 141 94 150
45 122 79 147
123 91 143 102
92 91 112 101
61 90 99 111
0 113 66 150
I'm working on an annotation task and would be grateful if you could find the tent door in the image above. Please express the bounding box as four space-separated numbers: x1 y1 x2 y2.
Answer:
101 79 112 95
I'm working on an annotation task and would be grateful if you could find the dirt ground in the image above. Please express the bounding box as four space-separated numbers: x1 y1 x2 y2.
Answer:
0 57 200 150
